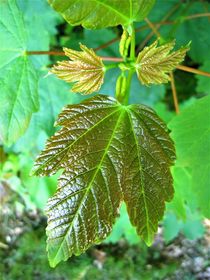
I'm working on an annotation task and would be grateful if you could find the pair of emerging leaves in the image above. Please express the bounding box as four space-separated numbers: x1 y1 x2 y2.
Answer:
52 40 189 95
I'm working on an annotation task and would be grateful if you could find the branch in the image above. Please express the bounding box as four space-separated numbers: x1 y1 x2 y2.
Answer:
101 56 123 62
170 72 179 114
26 50 65 56
177 65 210 78
93 37 119 51
185 12 210 20
144 18 161 38
25 53 210 78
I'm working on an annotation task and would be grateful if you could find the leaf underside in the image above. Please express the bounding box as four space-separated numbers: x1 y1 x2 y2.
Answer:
48 0 156 29
32 94 175 267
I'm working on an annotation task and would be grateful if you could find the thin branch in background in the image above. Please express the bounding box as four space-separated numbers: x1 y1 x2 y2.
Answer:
170 72 179 114
186 12 210 20
26 50 65 56
144 18 161 38
93 37 119 51
177 65 210 78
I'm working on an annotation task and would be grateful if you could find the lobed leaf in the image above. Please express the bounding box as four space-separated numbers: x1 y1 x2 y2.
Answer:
48 0 156 29
169 95 210 218
0 0 39 145
32 94 175 267
51 44 105 95
135 40 190 85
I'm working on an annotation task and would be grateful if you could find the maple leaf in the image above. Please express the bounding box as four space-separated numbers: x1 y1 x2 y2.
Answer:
32 94 175 267
51 44 105 94
135 40 190 85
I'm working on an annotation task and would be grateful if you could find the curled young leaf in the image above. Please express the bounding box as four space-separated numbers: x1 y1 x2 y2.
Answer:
51 44 105 95
32 94 175 267
135 40 190 85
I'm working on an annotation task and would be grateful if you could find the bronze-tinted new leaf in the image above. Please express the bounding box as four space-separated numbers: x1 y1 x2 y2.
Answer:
135 40 190 85
32 95 175 267
51 44 105 94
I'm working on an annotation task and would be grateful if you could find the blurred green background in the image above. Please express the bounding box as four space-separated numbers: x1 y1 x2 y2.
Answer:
0 0 210 279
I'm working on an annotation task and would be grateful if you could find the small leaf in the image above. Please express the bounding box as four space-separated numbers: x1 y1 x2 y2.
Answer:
51 44 105 95
32 94 175 267
135 40 190 85
48 0 156 29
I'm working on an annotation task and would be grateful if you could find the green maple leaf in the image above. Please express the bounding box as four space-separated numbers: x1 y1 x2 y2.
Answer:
169 95 210 218
51 44 105 95
135 40 190 85
48 0 156 29
32 94 175 267
0 0 39 145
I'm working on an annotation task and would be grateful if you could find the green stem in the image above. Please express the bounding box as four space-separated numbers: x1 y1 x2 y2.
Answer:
122 24 136 105
130 24 136 61
104 63 120 71
123 69 135 105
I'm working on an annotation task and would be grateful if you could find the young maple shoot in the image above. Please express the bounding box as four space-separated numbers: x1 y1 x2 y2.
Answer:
31 1 190 268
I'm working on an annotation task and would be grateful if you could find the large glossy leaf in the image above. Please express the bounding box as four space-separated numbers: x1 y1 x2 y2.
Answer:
169 95 210 218
48 0 156 29
0 0 39 145
32 94 175 267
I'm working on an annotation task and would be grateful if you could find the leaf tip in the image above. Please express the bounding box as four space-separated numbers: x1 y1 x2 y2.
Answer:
142 231 154 247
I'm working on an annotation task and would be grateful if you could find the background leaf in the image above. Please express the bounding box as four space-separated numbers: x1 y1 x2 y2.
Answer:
169 95 210 218
12 74 81 153
0 57 38 145
0 0 39 145
196 61 210 95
